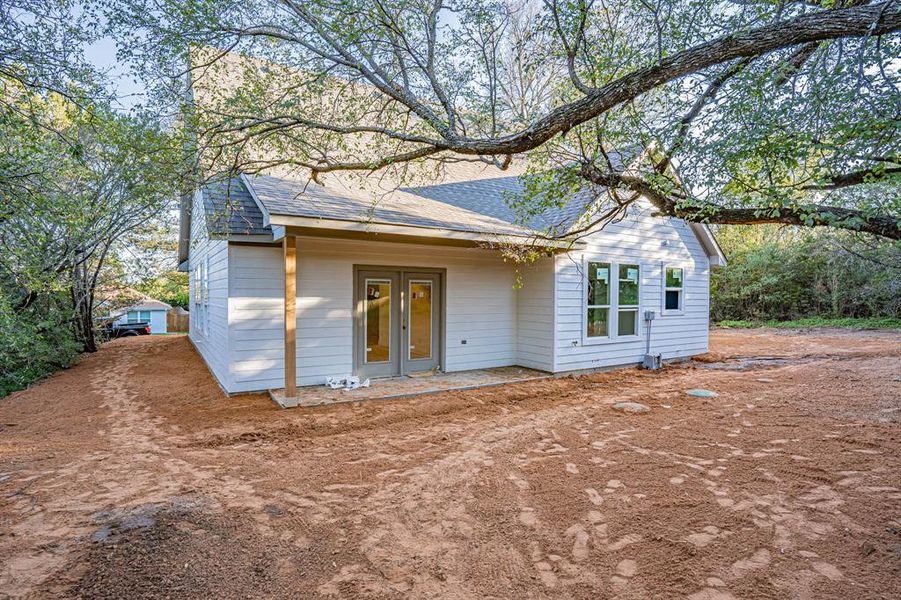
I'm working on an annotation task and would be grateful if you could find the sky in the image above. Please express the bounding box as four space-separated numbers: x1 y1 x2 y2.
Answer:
83 36 146 111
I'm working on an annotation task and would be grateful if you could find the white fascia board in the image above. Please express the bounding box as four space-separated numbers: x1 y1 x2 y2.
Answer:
689 222 727 267
267 213 581 249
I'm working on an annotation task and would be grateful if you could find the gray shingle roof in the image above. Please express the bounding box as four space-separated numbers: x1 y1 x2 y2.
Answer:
202 176 271 236
400 176 596 233
198 150 633 238
247 173 536 237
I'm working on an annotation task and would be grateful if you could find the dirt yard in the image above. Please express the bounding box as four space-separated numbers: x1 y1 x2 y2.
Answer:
0 329 899 599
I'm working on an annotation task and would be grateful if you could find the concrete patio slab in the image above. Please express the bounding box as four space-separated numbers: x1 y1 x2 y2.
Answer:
269 366 550 408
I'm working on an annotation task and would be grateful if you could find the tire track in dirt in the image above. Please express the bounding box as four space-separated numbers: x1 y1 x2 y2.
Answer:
0 330 898 598
0 341 261 596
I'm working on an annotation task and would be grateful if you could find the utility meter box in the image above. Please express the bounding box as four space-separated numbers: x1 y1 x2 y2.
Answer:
642 353 662 370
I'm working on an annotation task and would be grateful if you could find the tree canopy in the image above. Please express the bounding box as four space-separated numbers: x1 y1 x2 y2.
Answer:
111 0 901 239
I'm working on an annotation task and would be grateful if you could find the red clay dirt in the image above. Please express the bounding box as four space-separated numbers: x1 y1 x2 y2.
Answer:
0 329 899 599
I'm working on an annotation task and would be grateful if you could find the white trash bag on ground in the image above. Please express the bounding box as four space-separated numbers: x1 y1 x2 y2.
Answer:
325 376 371 391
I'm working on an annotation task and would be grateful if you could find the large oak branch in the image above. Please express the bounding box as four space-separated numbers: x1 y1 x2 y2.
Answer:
389 2 901 155
580 164 901 240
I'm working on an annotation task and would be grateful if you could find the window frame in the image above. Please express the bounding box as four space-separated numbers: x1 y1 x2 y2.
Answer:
585 260 612 340
202 257 210 336
616 263 642 338
202 257 210 307
193 265 201 306
407 279 433 361
661 264 686 316
363 278 393 365
582 258 642 345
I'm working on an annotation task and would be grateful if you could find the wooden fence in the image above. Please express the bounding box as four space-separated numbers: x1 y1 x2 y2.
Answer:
167 308 189 333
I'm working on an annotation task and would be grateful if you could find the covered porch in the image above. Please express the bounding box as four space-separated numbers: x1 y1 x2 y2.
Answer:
267 225 570 408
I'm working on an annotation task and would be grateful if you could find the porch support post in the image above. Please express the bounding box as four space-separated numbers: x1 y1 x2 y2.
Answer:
284 236 297 398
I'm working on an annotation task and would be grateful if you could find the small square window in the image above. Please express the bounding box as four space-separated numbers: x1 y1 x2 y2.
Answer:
664 266 684 313
665 290 680 310
666 267 683 288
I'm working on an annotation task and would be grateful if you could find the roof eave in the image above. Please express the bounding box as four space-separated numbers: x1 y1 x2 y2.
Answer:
267 213 581 250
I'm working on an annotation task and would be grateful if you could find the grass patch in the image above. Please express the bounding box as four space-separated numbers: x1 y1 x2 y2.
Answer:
715 317 901 330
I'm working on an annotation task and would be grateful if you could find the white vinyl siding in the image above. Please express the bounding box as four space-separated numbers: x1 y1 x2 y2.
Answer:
226 237 520 392
187 189 230 390
554 202 710 372
515 256 555 371
189 195 714 394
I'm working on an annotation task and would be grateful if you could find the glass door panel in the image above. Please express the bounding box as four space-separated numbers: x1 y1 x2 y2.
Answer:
364 279 391 364
402 272 440 374
408 281 432 360
356 269 441 378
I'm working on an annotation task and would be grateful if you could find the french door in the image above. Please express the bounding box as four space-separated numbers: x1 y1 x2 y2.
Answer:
355 269 441 378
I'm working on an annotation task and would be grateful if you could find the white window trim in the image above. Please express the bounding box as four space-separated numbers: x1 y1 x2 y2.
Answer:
203 257 210 336
193 265 201 307
581 257 642 346
203 257 210 307
616 263 642 339
661 263 686 316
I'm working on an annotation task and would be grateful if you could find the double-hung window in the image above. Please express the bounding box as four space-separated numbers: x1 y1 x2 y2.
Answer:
202 257 210 336
193 265 201 307
586 261 611 338
585 260 641 340
663 266 684 313
617 264 640 336
193 261 207 336
202 258 210 306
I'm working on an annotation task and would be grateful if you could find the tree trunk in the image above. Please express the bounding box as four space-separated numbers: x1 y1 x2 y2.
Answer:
78 299 98 353
70 259 99 353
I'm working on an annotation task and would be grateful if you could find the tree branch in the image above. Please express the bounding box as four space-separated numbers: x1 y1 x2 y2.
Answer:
801 166 901 190
276 2 901 161
579 163 901 240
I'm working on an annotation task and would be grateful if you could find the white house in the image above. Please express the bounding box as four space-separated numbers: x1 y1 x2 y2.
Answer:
177 159 725 399
110 298 172 334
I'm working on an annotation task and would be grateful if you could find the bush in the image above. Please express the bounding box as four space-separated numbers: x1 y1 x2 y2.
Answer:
0 294 82 397
716 317 901 330
711 227 901 323
136 271 189 309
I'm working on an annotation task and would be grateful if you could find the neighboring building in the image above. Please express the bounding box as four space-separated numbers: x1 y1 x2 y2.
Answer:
111 298 172 335
177 162 725 397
